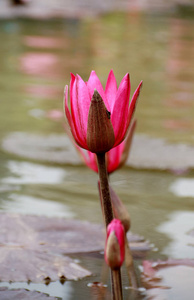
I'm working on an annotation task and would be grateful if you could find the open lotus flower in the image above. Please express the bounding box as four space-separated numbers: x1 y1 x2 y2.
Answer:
105 219 125 269
75 119 136 174
64 70 142 154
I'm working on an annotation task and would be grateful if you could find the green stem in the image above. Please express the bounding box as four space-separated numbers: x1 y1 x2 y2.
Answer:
96 152 123 300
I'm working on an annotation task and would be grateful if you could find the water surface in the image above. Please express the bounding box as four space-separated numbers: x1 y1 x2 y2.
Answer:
0 11 194 300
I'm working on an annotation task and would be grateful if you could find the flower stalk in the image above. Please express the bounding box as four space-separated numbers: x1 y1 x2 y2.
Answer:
111 271 123 300
96 153 113 226
96 153 123 300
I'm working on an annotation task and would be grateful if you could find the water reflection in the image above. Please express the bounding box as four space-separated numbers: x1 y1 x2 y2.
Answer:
0 12 194 300
170 178 194 197
0 15 193 142
23 36 64 49
157 211 194 258
146 264 194 300
164 18 194 137
24 85 60 99
28 108 63 121
2 161 66 184
28 108 45 119
20 52 60 78
3 194 74 218
46 109 64 121
0 281 74 300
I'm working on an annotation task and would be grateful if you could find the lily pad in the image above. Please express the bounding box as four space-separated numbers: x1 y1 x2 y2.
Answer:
2 133 79 165
0 287 60 300
141 259 194 299
0 213 149 283
0 213 149 255
0 213 96 282
0 213 104 254
2 132 194 170
0 248 91 282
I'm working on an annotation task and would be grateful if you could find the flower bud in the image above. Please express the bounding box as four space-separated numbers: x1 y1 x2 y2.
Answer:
105 219 125 270
87 89 115 153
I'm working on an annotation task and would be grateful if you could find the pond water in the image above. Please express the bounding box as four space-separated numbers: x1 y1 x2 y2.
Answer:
0 10 194 300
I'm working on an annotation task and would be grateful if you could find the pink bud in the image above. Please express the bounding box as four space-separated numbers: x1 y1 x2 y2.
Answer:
105 219 125 269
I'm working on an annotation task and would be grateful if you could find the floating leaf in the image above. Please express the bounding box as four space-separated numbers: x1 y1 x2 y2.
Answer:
0 287 60 300
3 132 194 170
0 213 104 254
0 213 96 282
0 248 91 282
0 213 149 282
0 213 149 255
2 133 79 165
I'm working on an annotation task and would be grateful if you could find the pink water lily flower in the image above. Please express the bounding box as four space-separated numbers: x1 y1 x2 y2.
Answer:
75 119 136 174
64 70 142 153
105 219 125 269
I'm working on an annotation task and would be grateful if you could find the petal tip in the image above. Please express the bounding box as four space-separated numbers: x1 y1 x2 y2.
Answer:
90 70 97 77
64 84 68 93
70 72 75 80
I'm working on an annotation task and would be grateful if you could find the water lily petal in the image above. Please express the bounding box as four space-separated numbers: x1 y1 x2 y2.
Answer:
111 73 130 146
64 71 142 153
70 72 76 102
107 142 125 173
87 71 109 110
105 70 117 112
126 81 143 133
64 85 71 125
87 151 98 172
71 74 91 149
64 86 83 147
118 119 137 169
75 146 98 173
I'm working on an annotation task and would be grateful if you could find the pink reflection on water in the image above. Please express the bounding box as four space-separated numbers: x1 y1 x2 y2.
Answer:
46 110 64 121
23 36 64 49
20 52 59 78
163 119 193 132
166 19 194 90
163 18 194 135
25 85 60 99
167 58 191 76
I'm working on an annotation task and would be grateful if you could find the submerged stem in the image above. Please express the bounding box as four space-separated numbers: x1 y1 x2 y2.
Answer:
96 152 123 300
